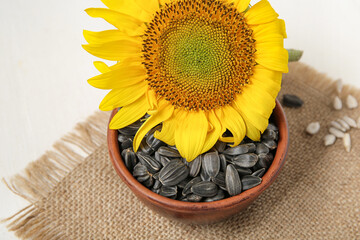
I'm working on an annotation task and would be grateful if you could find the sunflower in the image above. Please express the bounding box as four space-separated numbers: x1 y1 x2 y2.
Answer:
83 0 288 161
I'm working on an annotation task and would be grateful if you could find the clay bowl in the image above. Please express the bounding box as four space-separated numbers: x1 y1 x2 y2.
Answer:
108 99 288 224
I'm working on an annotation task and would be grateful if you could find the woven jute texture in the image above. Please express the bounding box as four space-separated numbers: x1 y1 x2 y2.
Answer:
3 62 360 239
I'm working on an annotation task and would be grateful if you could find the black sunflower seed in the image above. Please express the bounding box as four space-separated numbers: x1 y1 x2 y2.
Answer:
252 168 266 178
256 143 270 155
211 171 226 190
223 143 256 156
225 164 242 196
232 153 258 168
241 175 262 191
159 159 189 186
189 155 202 177
202 152 220 178
191 181 218 197
204 189 225 202
158 146 181 158
137 152 162 174
159 186 177 197
186 194 203 202
282 94 304 108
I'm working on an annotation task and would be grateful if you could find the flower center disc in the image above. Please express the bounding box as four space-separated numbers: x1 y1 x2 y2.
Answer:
143 0 256 111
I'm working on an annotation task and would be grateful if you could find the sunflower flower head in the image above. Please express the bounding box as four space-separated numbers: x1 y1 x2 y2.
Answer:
84 0 288 162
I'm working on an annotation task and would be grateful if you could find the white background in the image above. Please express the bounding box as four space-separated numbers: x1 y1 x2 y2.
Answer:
1 0 360 238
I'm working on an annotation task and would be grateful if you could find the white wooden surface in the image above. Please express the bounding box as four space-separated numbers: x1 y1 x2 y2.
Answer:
1 0 360 238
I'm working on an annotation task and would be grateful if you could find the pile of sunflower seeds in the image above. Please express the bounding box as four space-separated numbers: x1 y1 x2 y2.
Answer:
118 119 279 202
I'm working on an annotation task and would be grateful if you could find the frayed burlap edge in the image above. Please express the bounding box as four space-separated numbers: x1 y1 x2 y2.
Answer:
2 62 359 239
2 111 110 239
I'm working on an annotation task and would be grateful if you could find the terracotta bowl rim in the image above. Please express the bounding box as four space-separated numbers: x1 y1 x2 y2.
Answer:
107 99 288 212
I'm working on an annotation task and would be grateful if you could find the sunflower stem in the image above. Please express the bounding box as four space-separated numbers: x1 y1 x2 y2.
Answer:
287 49 304 62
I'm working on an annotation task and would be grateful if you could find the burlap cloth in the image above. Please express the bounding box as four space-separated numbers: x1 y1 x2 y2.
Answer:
3 62 360 239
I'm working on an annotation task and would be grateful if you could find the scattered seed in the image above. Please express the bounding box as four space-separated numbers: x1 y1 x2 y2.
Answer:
324 134 336 146
337 119 350 131
306 122 320 135
159 159 189 186
343 116 357 128
226 165 242 196
335 79 343 94
202 152 220 178
346 95 358 109
330 121 346 132
333 96 342 110
329 127 345 138
233 153 258 168
204 190 225 202
241 175 262 191
189 155 202 177
191 181 218 197
252 168 266 178
343 133 351 152
282 94 304 108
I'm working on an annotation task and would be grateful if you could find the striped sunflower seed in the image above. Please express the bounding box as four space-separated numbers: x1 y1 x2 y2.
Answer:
159 159 189 186
139 140 154 155
214 141 226 153
118 134 130 143
252 168 266 178
143 177 154 188
267 123 279 132
223 143 256 156
262 129 277 140
211 172 226 190
122 148 137 172
177 177 191 189
233 153 258 168
241 175 262 191
137 174 150 183
191 181 218 197
158 146 181 158
133 163 148 177
182 176 202 196
189 155 202 177
262 139 277 150
226 164 242 196
219 154 227 172
159 186 177 198
159 156 172 167
137 152 162 174
204 190 225 202
200 165 211 181
153 179 162 190
202 152 220 178
256 153 273 169
121 139 133 150
233 165 252 176
282 94 304 108
256 143 269 155
186 194 203 202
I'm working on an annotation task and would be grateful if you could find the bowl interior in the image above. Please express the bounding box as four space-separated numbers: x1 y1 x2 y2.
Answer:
108 99 288 212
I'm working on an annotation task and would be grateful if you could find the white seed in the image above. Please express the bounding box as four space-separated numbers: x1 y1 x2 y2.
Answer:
343 116 357 128
335 79 343 94
333 96 342 110
306 122 320 135
343 133 351 152
337 119 350 131
324 134 336 146
346 95 358 109
329 127 345 138
330 121 346 132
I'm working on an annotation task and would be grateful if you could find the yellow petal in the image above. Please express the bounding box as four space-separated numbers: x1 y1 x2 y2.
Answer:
85 8 145 35
93 61 111 73
101 0 151 22
244 0 279 25
233 0 251 13
133 101 174 151
146 88 158 112
175 110 208 161
234 95 269 132
232 103 261 141
99 82 147 111
154 116 176 146
88 64 146 89
82 39 142 61
83 30 141 45
216 106 246 147
250 65 282 98
255 46 289 73
252 19 287 41
134 0 159 15
200 110 222 155
109 97 148 129
159 0 173 6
